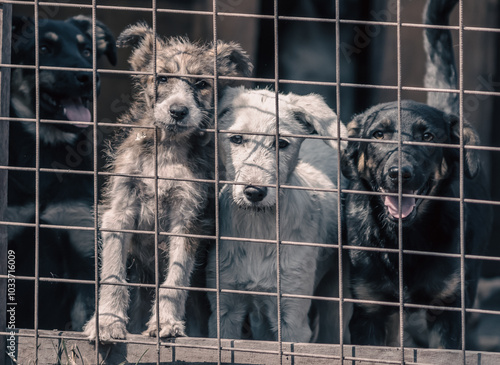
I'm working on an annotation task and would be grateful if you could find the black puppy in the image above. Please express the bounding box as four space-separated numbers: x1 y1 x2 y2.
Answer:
7 15 116 331
341 0 491 349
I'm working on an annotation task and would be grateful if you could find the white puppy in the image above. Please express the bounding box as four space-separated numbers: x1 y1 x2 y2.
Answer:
207 87 347 343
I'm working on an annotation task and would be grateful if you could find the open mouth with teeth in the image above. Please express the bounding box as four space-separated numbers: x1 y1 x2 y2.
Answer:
41 92 92 128
380 184 429 222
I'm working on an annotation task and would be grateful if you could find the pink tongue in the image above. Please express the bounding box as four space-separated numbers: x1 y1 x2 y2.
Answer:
61 98 91 127
384 195 415 219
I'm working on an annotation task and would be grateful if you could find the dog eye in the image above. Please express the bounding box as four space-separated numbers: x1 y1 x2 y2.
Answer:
229 135 243 144
372 131 384 139
40 45 51 54
276 139 289 149
423 132 434 141
157 76 168 84
195 80 210 90
82 48 91 58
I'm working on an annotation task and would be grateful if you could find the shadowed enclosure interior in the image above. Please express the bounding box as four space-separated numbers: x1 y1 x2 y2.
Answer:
0 0 500 364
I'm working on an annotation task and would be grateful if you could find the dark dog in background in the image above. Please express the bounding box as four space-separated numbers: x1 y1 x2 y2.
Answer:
9 15 116 207
7 15 116 330
341 0 491 349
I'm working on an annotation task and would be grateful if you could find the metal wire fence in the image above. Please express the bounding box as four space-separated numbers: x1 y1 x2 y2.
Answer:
0 0 499 364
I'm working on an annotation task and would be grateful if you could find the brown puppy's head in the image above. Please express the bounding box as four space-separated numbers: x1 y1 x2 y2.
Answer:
117 23 252 142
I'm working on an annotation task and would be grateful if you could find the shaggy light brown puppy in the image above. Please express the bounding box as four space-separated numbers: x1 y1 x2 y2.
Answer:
84 23 252 342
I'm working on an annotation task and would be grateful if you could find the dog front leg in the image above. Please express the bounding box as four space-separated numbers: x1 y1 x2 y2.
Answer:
263 296 313 343
349 303 391 346
426 301 461 349
83 199 136 342
208 292 249 339
144 229 199 338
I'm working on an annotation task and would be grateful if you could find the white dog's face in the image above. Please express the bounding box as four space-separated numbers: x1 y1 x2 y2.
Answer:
218 87 338 209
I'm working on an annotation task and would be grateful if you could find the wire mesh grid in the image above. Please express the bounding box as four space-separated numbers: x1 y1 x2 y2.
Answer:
0 0 499 364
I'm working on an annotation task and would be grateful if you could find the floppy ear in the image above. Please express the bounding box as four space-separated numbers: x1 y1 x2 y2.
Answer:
117 22 157 71
66 15 117 65
287 93 347 150
212 41 253 86
340 114 364 180
447 113 481 179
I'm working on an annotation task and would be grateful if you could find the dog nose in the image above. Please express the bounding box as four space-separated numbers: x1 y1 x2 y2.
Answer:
244 186 267 203
75 72 92 86
388 166 413 181
169 104 189 121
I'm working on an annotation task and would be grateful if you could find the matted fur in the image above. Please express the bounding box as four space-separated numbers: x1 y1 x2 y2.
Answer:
83 23 252 341
206 87 347 343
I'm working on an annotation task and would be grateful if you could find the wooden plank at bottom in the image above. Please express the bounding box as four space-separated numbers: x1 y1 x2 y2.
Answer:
11 329 500 365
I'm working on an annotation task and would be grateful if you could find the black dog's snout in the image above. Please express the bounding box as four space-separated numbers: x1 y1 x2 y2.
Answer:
169 104 189 121
75 72 93 86
388 166 413 181
244 186 268 203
